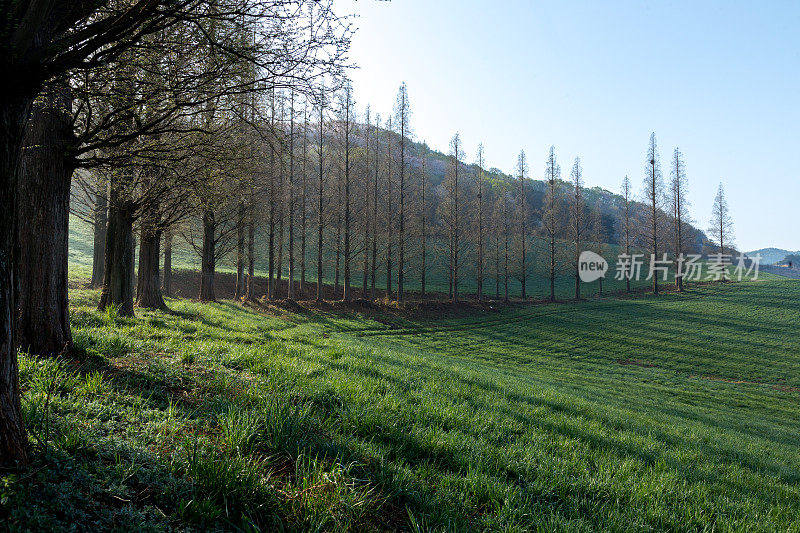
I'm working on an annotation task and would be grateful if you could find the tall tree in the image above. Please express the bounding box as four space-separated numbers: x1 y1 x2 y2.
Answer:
340 84 354 301
642 132 664 295
444 134 464 302
370 113 381 299
316 90 326 301
670 148 690 291
517 150 528 299
569 157 587 300
385 117 394 298
709 182 734 261
394 83 410 301
542 146 561 302
420 145 428 299
288 91 297 300
476 144 485 302
620 175 633 293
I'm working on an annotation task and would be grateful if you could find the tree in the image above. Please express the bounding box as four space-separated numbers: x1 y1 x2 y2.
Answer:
370 113 381 299
516 150 528 299
443 134 464 302
384 116 394 298
420 146 428 298
288 91 297 300
642 132 664 295
315 89 327 302
339 84 355 301
620 175 633 293
709 182 734 265
569 157 588 300
0 0 351 464
475 145 486 302
542 146 562 302
394 83 410 301
670 148 690 291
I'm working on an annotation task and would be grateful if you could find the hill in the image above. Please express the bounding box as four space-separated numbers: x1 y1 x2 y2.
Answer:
745 247 800 265
400 136 710 250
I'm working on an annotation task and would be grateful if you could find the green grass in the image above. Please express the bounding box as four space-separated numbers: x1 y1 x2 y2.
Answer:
3 273 798 531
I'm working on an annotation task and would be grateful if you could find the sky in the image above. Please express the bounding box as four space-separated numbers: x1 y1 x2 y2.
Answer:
335 0 800 252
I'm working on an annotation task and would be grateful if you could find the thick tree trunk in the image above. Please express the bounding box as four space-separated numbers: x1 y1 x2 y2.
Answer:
16 83 74 356
98 194 136 317
162 229 173 297
91 177 107 288
1 93 34 465
200 210 216 302
135 215 166 310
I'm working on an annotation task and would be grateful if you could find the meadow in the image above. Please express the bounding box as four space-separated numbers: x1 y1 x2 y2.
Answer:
3 264 798 530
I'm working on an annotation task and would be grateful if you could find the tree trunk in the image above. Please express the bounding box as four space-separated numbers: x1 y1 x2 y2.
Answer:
0 93 35 465
246 209 255 301
200 210 216 302
135 215 166 310
16 82 74 356
235 201 245 300
163 229 173 297
91 176 107 288
98 188 136 317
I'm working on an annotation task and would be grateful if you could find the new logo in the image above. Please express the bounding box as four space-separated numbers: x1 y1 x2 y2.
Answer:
579 251 608 283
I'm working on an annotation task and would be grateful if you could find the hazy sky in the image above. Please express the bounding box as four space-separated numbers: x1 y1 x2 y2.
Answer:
336 0 799 252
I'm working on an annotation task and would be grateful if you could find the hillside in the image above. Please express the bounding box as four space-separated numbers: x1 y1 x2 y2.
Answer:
746 247 800 265
382 133 710 251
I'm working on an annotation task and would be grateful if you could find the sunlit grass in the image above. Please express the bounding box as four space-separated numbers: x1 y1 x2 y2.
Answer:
4 277 799 530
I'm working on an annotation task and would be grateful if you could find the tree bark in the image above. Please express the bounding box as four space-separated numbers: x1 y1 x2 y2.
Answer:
200 210 216 302
97 180 136 317
16 82 74 356
135 213 166 310
0 92 34 465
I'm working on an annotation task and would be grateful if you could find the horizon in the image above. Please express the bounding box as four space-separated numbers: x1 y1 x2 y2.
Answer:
339 0 800 252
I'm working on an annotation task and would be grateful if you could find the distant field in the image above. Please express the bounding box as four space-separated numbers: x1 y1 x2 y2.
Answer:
7 272 799 530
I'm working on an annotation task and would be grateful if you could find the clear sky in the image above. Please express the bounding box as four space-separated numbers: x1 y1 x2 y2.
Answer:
336 0 799 252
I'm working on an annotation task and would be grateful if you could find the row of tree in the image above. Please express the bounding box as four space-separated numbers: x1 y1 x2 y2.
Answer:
2 0 351 465
77 89 729 312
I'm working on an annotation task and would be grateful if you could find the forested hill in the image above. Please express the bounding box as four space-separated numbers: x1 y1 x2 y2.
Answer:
368 129 708 252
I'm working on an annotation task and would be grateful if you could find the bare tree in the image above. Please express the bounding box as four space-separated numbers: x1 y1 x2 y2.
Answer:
670 148 690 291
443 134 464 302
316 89 327 301
642 132 664 295
542 146 562 302
420 146 428 298
709 182 735 260
517 150 528 299
569 157 588 300
370 113 381 298
476 145 486 302
620 175 633 293
394 83 410 301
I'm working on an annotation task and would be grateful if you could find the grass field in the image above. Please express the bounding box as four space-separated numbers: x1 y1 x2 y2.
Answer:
3 268 799 530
